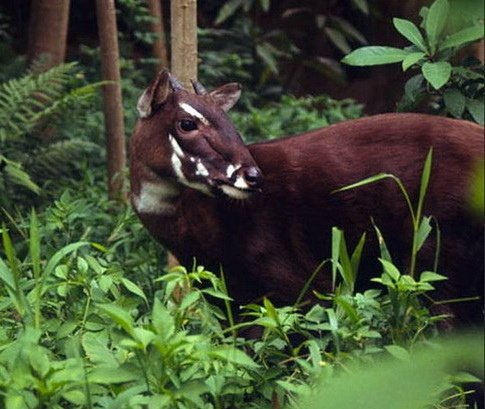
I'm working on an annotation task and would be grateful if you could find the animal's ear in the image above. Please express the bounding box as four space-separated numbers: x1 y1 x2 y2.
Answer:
209 83 242 112
137 70 184 118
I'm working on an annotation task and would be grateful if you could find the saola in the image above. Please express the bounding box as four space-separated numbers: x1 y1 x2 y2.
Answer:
130 70 484 324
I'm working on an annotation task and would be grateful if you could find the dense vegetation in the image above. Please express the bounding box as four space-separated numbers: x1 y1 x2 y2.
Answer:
0 0 483 408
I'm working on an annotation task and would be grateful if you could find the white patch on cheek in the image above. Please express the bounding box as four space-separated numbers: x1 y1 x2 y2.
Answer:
179 102 209 126
169 134 185 158
234 175 249 189
171 153 213 196
195 160 209 177
133 180 179 214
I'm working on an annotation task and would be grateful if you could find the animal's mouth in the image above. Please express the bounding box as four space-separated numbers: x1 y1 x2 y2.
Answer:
216 183 257 200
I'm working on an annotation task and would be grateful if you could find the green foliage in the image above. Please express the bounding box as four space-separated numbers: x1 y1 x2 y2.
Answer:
230 94 363 143
0 63 105 208
342 0 484 123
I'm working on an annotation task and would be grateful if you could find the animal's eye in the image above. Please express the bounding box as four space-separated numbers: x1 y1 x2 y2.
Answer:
179 119 198 132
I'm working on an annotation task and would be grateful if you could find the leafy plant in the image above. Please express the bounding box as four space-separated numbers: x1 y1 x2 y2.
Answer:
230 94 363 143
0 63 104 208
342 0 484 123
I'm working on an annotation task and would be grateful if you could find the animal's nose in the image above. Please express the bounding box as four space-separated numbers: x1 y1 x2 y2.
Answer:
242 166 263 189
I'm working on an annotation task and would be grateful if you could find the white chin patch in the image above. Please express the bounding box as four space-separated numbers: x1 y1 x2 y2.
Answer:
220 185 251 200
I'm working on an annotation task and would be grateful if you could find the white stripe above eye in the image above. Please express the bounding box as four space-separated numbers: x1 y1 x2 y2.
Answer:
178 102 209 126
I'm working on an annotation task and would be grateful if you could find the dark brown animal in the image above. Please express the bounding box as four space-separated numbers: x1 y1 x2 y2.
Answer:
130 70 484 324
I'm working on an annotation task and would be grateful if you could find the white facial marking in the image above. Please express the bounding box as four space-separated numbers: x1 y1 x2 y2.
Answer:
169 134 185 158
133 180 179 214
195 160 209 177
234 175 249 189
220 185 251 200
179 102 210 126
171 153 213 196
190 156 196 163
226 164 237 178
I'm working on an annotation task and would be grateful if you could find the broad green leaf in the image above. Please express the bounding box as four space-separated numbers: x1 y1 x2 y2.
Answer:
385 344 410 361
379 259 401 282
393 18 426 51
402 52 426 71
443 88 466 118
214 0 245 25
82 332 118 366
373 223 393 263
210 347 259 368
419 271 447 282
179 290 200 310
422 61 451 89
97 303 134 335
331 227 342 289
466 98 485 124
416 216 433 251
255 43 279 74
152 298 175 338
404 74 424 101
440 25 484 50
425 0 450 48
121 277 148 304
342 46 409 66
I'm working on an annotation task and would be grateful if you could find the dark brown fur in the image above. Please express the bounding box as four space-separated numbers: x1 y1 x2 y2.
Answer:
131 110 484 325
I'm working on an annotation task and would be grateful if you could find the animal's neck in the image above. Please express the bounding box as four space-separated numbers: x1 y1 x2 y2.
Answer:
131 163 182 217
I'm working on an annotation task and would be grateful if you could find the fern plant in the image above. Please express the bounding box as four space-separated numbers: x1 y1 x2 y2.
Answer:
0 63 104 206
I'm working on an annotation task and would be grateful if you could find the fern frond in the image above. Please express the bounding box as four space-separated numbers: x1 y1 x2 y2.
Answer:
0 154 40 193
28 139 103 180
0 62 78 142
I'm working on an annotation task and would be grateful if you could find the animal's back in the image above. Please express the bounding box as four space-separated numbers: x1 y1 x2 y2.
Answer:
241 113 483 323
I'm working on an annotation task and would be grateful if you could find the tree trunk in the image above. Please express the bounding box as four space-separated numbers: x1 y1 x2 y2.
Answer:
170 0 197 88
95 0 127 200
27 0 71 70
168 0 198 269
147 0 169 71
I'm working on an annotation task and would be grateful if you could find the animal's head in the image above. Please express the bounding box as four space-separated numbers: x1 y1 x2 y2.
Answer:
132 70 263 200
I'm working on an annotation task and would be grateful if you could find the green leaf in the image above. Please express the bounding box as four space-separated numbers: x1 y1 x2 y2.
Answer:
259 0 270 12
325 27 351 54
379 259 401 282
393 18 427 51
88 365 141 384
416 149 433 224
29 210 41 280
440 25 484 50
82 332 118 366
214 0 245 25
351 0 369 14
121 278 148 304
422 61 451 89
425 0 450 48
416 216 433 251
402 52 426 71
404 74 424 102
419 271 447 282
385 345 410 362
97 303 134 335
443 88 466 118
334 172 393 192
466 98 485 124
350 232 366 279
152 298 175 338
210 347 259 368
342 46 409 66
255 43 279 74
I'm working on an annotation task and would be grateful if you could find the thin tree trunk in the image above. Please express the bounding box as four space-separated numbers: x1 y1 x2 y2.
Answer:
147 0 169 71
95 0 127 200
171 0 197 88
27 0 71 70
168 0 198 269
